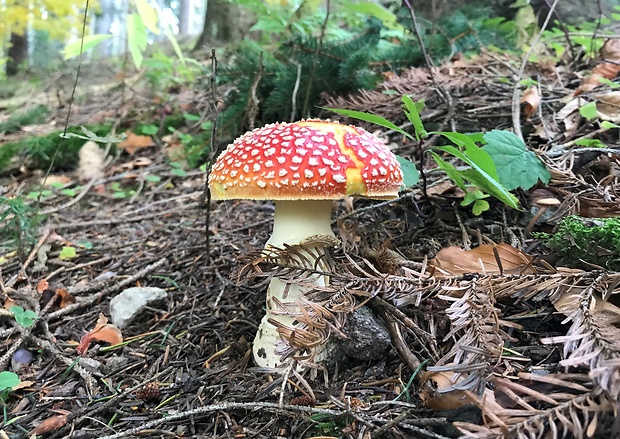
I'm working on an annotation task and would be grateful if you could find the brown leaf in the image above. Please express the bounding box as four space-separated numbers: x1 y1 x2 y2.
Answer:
31 412 70 435
575 73 605 95
520 86 540 119
57 288 76 308
36 279 49 293
575 39 620 95
429 243 534 276
419 371 500 410
3 297 16 310
426 179 464 197
118 132 155 155
40 175 73 186
76 314 123 355
601 38 620 61
594 90 620 122
593 63 620 80
13 380 35 390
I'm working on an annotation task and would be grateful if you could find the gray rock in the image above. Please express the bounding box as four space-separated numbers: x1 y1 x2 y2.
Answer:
78 357 102 373
109 287 167 329
339 307 391 360
103 355 129 375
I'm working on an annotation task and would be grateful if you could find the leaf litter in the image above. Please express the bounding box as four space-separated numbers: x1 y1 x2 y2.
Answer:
2 45 620 439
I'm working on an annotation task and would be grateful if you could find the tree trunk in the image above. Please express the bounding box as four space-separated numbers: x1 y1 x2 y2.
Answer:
94 0 116 57
6 32 29 76
193 0 252 51
178 0 192 35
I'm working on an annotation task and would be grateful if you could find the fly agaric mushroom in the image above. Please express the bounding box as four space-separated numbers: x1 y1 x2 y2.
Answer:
208 119 403 368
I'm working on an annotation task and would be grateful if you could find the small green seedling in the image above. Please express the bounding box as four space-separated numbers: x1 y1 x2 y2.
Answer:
59 246 77 260
10 306 38 328
0 371 20 393
461 188 490 215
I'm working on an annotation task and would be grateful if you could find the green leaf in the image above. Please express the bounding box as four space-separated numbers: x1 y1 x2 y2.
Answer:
127 13 148 69
60 126 126 143
482 130 550 190
61 188 77 197
472 199 490 215
10 306 38 328
250 17 287 33
395 155 419 188
430 153 467 191
183 113 201 121
0 371 21 391
141 124 159 135
402 95 426 140
59 246 77 260
164 25 186 67
574 138 606 148
433 144 520 209
519 78 538 87
134 0 160 34
601 120 620 129
343 1 401 29
435 131 500 181
579 101 598 120
597 77 620 89
171 168 187 177
460 168 521 209
145 174 161 182
63 34 113 59
325 108 414 140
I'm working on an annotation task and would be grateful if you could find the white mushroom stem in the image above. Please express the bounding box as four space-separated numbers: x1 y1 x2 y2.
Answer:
253 200 335 368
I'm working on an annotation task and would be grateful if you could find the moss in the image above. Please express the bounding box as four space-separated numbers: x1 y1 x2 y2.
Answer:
539 216 620 270
0 124 113 171
0 105 48 134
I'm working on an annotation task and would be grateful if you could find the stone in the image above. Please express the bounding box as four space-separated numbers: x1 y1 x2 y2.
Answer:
109 287 167 329
338 306 391 361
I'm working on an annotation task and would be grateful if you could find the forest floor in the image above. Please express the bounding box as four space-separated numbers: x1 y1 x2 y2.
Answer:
1 47 620 439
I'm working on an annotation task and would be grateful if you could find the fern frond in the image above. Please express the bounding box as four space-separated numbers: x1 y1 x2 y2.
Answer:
455 389 614 439
427 281 510 394
542 274 620 400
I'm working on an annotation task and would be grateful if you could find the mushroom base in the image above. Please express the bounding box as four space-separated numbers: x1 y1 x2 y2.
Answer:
253 200 336 369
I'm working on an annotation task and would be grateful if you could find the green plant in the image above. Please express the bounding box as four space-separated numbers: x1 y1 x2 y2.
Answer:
0 124 114 172
0 371 20 393
0 106 48 134
0 196 42 258
109 182 137 199
10 306 38 328
169 161 187 177
165 117 213 169
213 3 518 148
233 0 401 43
64 0 185 71
329 95 550 214
0 370 22 427
461 188 490 216
538 216 620 270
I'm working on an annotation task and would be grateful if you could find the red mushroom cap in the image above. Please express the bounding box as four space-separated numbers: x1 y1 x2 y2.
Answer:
208 120 403 200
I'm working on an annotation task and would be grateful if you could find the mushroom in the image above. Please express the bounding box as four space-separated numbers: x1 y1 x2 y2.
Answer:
208 119 403 368
526 189 561 236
